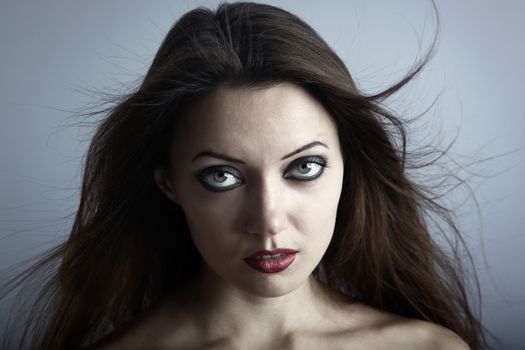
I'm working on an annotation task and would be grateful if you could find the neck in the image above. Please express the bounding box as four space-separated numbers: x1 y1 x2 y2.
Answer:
187 263 336 346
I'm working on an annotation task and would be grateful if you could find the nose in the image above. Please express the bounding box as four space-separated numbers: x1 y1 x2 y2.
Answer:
244 176 289 236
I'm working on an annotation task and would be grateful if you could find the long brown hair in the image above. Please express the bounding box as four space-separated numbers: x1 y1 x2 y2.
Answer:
2 2 489 349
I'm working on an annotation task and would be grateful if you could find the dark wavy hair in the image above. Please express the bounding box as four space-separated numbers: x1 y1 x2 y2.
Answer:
1 2 489 349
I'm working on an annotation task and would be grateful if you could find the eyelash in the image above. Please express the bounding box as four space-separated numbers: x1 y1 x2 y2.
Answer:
196 156 329 192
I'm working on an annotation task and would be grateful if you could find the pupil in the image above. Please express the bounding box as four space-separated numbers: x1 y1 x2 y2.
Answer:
300 163 310 173
215 172 226 182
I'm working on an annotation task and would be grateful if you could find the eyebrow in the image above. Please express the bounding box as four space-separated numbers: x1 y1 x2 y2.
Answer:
191 140 329 164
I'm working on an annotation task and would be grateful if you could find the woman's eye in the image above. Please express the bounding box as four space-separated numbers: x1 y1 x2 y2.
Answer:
284 156 327 181
196 156 327 191
197 166 244 192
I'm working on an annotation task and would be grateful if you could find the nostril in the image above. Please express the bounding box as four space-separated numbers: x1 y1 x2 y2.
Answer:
245 215 287 236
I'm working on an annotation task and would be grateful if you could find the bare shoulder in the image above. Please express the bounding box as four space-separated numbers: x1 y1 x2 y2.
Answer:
84 313 161 350
395 320 471 350
85 297 193 350
354 306 470 350
334 303 470 350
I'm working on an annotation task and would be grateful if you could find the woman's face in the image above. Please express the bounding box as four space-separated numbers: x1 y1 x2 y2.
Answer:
155 83 344 297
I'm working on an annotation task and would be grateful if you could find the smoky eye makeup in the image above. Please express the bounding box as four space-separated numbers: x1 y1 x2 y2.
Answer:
283 155 328 181
196 165 245 192
195 155 329 192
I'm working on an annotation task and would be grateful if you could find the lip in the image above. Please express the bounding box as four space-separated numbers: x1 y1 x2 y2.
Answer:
245 248 299 259
243 248 298 273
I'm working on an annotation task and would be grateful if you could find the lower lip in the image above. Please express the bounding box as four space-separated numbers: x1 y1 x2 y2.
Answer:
243 253 297 273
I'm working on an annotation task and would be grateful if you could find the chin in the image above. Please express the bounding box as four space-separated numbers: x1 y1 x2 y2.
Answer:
231 270 312 298
240 282 299 298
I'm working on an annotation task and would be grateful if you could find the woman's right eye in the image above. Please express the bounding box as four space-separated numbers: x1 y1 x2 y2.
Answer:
196 166 244 192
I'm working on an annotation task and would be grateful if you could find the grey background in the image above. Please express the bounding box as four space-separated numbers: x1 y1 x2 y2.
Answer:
1 0 524 349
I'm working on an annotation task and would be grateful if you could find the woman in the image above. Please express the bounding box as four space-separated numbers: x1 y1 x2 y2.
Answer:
2 2 487 349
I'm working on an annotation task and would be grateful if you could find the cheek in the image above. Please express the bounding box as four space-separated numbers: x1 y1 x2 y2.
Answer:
298 172 343 227
299 192 339 240
180 197 239 257
294 173 343 253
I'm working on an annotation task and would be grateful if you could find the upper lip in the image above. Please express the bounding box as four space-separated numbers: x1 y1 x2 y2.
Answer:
245 248 299 259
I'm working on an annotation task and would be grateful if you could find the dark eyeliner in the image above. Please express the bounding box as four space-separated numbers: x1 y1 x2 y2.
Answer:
283 155 328 181
196 165 244 192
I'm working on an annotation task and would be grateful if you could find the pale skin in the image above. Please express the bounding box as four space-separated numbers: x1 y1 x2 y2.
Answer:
92 83 470 349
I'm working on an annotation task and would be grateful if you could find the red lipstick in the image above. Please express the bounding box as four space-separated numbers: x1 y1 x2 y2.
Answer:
243 248 298 273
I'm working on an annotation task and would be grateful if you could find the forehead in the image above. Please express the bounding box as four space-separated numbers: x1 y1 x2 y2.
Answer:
171 83 340 162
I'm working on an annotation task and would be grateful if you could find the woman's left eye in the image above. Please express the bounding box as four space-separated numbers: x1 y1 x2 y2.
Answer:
284 156 327 181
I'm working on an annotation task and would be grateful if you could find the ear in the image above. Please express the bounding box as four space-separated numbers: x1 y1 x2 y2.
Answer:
153 167 180 205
